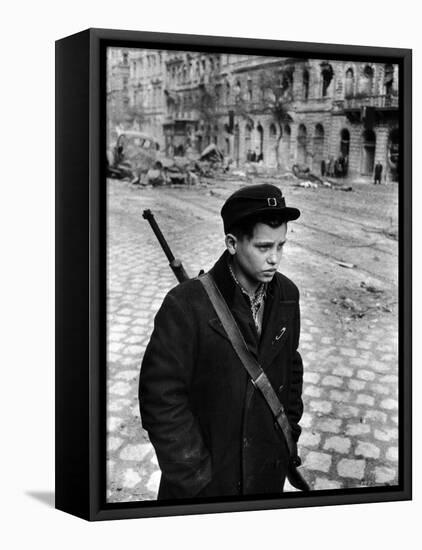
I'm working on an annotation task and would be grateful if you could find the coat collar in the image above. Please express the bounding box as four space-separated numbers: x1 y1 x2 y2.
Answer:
209 250 282 308
208 250 297 367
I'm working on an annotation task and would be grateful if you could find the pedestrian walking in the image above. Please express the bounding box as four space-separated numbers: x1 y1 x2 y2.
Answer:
374 161 383 185
139 184 305 499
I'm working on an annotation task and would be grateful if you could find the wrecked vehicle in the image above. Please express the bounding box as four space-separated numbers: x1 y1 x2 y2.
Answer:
107 130 194 185
106 131 161 181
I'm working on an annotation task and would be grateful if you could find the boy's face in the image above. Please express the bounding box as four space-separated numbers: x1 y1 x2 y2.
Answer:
227 222 287 292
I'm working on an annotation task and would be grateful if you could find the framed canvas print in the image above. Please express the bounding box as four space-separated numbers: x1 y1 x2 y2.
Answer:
55 28 412 521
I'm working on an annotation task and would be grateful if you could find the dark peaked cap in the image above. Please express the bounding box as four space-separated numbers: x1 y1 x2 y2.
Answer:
221 183 301 234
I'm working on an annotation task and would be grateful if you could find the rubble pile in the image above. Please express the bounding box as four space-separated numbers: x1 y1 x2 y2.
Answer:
330 280 395 324
107 133 355 192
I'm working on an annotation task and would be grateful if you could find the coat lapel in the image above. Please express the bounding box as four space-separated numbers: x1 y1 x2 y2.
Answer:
207 253 298 365
258 275 296 368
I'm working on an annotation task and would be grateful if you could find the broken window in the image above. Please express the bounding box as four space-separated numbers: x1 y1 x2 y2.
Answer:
282 68 294 93
360 65 374 96
321 63 333 97
303 69 309 100
257 123 264 156
345 68 354 98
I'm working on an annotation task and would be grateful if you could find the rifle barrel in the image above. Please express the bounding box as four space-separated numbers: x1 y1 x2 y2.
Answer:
142 209 175 262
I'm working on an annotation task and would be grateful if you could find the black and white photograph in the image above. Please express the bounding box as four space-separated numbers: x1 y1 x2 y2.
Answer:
3 0 420 544
105 46 402 504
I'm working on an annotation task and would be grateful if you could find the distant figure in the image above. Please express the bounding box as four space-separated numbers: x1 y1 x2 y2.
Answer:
374 162 383 185
321 159 326 177
338 155 346 178
257 152 264 162
343 155 349 177
250 150 256 162
335 156 344 178
327 157 335 177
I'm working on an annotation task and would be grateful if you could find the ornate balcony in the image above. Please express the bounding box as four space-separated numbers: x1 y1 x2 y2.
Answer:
343 94 399 111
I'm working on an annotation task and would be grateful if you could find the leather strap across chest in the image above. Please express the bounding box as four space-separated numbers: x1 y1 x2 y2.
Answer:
200 272 295 457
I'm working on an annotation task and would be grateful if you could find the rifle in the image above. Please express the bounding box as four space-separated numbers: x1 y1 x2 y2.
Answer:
142 209 190 283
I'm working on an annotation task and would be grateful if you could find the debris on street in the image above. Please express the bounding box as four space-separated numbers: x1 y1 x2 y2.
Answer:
360 281 384 294
298 181 319 189
337 261 356 269
292 163 324 184
331 278 396 323
199 143 224 163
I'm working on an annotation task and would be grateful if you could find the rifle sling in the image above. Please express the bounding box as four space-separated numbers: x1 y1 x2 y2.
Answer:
200 273 296 457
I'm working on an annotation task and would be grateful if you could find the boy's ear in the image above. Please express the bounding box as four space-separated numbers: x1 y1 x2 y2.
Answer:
225 233 237 256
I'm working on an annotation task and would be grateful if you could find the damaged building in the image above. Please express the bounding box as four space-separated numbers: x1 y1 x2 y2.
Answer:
107 48 399 181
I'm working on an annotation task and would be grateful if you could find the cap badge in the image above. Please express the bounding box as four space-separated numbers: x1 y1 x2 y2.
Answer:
267 197 278 207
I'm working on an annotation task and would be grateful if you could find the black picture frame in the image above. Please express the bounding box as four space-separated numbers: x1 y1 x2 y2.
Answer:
55 27 412 521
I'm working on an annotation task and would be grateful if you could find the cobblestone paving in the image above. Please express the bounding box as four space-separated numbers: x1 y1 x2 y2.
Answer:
106 180 399 503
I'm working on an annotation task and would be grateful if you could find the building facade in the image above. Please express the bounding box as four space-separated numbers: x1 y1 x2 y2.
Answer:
107 48 399 180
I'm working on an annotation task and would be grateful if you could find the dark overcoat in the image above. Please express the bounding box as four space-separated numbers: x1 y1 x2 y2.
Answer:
139 251 304 500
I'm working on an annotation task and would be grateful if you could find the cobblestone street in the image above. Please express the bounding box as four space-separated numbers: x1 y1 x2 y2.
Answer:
106 177 399 503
